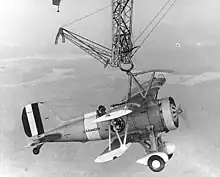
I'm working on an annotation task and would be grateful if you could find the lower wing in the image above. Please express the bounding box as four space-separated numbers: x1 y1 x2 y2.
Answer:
95 138 132 163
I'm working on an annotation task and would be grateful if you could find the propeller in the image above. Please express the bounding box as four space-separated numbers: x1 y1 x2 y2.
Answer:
177 104 190 129
170 103 190 129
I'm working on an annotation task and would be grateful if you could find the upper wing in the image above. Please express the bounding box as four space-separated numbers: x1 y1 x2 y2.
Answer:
141 79 164 97
121 77 165 102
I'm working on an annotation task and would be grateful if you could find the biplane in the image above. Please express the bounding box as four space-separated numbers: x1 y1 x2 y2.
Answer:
22 0 183 172
21 68 183 172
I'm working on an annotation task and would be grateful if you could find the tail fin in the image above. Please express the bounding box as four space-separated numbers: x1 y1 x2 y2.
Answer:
22 103 44 137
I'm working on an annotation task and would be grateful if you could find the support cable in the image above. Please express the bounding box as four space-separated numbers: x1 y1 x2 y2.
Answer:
61 4 111 28
131 0 177 58
134 0 173 43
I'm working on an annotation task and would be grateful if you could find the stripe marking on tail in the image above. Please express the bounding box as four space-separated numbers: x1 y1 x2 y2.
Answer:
32 103 44 135
25 104 38 137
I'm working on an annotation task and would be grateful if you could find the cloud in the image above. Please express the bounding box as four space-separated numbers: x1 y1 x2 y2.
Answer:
181 72 220 86
173 134 220 177
166 72 220 86
0 68 75 90
104 71 220 87
0 53 89 63
21 68 75 86
183 40 220 48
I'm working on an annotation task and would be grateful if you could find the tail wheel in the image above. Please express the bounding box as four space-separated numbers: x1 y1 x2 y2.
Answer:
148 155 165 172
33 147 40 155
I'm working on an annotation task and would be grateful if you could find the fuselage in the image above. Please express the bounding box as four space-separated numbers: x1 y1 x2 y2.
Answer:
42 76 178 143
22 76 179 145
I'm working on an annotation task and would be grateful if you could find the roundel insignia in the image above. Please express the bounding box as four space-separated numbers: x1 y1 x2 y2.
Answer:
110 118 125 133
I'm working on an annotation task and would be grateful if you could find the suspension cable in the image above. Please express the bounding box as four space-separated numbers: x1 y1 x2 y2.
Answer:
132 0 177 58
134 0 173 43
61 4 111 28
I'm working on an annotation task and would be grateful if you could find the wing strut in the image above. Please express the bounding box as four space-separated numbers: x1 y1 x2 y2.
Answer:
123 119 129 145
144 72 155 97
108 123 112 151
111 117 129 147
95 117 132 163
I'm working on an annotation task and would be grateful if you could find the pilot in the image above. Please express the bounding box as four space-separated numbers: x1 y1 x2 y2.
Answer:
96 105 106 117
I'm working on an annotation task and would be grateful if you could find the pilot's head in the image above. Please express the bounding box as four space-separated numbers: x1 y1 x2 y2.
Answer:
98 105 106 113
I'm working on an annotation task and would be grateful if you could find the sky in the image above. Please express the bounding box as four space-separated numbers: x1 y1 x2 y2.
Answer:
1 0 220 177
1 0 220 58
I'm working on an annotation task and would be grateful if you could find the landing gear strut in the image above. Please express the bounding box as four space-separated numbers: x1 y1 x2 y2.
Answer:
137 126 168 172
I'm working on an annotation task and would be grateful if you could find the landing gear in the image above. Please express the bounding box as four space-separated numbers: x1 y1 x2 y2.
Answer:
168 153 173 160
147 125 157 152
137 126 170 172
139 126 160 153
32 144 43 155
148 155 165 172
33 147 40 155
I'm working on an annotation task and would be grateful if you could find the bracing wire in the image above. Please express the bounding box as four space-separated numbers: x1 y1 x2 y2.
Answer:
62 4 111 28
132 0 177 58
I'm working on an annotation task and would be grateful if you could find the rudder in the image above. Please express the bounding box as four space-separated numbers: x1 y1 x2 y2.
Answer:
22 103 44 137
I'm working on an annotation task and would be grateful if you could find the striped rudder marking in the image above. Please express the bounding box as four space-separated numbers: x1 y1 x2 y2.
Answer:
21 103 44 137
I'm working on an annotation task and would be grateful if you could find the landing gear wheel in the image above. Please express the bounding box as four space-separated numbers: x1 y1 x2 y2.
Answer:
168 153 173 160
148 155 165 172
33 147 40 155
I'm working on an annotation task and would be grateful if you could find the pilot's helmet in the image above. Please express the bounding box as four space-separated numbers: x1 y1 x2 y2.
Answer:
98 105 106 113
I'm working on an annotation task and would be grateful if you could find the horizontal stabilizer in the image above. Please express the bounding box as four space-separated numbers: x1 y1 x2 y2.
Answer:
92 109 132 124
25 133 62 148
40 133 62 142
95 143 132 163
25 141 43 148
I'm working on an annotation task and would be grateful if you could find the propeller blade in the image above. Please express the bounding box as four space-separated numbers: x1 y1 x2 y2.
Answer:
177 104 190 129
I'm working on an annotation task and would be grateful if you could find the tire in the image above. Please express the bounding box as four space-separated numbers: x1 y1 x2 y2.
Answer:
33 147 40 155
148 155 165 172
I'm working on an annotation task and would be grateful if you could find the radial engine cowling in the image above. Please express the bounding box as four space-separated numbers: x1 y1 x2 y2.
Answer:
159 97 179 132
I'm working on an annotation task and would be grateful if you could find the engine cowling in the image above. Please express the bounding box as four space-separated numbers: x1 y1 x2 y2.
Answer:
142 96 179 133
159 97 179 132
